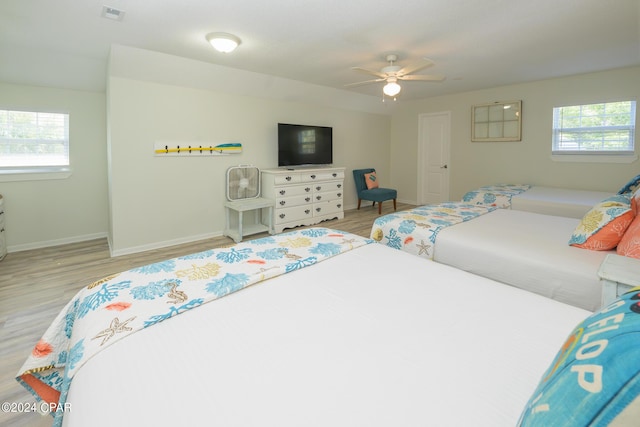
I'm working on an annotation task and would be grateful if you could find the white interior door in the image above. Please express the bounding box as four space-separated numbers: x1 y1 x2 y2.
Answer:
418 112 451 204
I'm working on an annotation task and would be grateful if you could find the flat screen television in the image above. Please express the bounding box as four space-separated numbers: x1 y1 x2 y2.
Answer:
278 123 333 167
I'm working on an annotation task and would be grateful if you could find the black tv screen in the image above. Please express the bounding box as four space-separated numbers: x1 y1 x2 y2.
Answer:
278 123 333 167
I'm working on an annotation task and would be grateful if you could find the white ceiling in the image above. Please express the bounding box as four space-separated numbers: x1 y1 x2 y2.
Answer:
1 0 639 100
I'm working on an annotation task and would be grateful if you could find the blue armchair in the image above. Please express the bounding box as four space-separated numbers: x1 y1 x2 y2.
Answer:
353 168 397 215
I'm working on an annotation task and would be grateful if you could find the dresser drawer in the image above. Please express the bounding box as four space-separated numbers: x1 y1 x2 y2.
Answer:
274 205 313 224
301 170 344 182
313 189 343 203
313 199 343 216
273 173 301 185
312 180 343 193
275 194 313 208
273 184 313 198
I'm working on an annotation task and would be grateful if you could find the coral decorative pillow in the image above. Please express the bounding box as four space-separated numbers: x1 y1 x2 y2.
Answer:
569 195 633 250
518 288 640 426
617 213 640 258
364 172 379 189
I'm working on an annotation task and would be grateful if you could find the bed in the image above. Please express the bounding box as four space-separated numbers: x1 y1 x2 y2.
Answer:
370 203 616 311
16 227 640 426
462 184 614 218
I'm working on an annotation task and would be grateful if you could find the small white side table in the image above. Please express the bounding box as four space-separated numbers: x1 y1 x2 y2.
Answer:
224 198 274 243
598 253 640 307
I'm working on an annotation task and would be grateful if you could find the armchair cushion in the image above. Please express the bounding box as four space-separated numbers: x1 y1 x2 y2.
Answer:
359 187 397 202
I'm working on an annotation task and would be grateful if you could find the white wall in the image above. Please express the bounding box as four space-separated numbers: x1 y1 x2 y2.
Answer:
0 83 108 251
107 47 391 255
390 66 640 203
5 50 637 256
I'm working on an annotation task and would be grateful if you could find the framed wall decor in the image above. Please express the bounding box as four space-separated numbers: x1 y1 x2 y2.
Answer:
471 100 522 142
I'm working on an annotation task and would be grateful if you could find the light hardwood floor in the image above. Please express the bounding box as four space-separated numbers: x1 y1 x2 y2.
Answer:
0 203 412 427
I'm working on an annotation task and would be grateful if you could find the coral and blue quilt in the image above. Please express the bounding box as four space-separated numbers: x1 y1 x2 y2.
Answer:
462 184 532 208
17 227 371 426
370 202 496 259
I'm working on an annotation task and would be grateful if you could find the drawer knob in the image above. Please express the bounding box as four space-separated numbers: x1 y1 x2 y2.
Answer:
316 196 322 200
279 213 286 219
305 187 311 192
316 186 321 191
316 207 321 212
337 204 342 208
279 190 286 195
305 197 311 202
337 184 342 188
310 174 316 179
279 201 286 206
305 209 310 214
286 176 292 181
337 193 342 197
332 173 337 177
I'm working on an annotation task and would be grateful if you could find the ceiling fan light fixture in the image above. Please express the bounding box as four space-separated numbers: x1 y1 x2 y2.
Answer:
206 32 241 53
383 81 401 97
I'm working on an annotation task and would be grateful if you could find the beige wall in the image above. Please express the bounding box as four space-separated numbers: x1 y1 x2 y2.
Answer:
390 66 640 203
0 83 108 251
107 47 391 255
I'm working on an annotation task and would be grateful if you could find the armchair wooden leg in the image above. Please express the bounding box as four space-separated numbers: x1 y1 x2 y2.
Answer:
378 202 382 215
357 199 362 210
393 198 397 211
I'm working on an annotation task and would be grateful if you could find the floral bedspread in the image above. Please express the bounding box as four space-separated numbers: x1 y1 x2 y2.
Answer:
461 184 532 208
17 228 371 426
370 202 496 259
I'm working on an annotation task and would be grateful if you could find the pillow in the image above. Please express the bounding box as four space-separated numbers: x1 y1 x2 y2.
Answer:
617 213 640 258
364 171 379 189
617 174 640 195
569 195 633 250
518 288 640 426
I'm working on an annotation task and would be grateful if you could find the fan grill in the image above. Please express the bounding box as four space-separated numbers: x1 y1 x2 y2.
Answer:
226 165 260 201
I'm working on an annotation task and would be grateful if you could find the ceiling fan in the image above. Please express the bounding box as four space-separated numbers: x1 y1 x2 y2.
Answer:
346 54 445 98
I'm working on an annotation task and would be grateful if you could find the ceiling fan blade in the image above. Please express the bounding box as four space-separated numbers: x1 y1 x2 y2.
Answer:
397 58 434 76
344 78 386 87
351 67 388 79
399 74 445 82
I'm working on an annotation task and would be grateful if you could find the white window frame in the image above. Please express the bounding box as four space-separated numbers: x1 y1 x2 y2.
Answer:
551 100 637 163
0 109 71 181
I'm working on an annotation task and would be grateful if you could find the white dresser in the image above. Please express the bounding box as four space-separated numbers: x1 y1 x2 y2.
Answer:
261 167 345 234
0 194 6 260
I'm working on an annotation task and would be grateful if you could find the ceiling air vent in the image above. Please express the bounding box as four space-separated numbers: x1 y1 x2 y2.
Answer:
101 6 125 21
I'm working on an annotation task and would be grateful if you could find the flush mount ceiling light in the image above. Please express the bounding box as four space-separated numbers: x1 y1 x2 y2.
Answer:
206 32 241 53
383 78 401 97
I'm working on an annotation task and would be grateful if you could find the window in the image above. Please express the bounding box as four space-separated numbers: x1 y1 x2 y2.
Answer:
0 109 70 170
552 101 636 155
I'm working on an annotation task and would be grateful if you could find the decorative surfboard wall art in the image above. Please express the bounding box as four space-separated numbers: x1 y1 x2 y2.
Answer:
154 141 242 156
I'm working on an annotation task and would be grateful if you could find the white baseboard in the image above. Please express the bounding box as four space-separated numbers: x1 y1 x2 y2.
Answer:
7 201 419 257
109 231 224 257
398 197 418 205
7 232 108 254
345 198 418 211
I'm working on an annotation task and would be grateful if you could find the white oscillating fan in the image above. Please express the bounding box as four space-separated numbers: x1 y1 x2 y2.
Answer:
226 165 261 201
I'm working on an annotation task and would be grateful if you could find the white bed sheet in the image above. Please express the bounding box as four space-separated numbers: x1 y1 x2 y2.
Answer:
511 186 612 218
434 209 611 311
63 243 588 427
